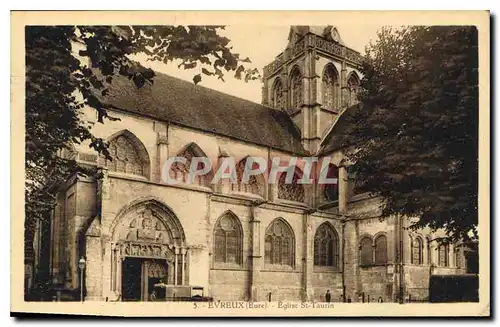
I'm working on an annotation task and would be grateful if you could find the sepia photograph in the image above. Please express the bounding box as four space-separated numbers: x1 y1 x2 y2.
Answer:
10 10 490 317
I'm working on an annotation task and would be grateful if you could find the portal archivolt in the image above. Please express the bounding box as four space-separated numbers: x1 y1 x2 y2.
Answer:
109 199 187 300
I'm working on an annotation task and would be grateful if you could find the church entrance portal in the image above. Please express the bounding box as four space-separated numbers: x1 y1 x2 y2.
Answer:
121 257 168 301
109 200 188 301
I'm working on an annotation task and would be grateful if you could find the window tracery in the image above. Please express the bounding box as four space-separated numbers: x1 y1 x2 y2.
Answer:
170 143 211 186
438 243 449 267
271 79 285 110
214 213 243 265
411 237 423 265
322 65 339 109
314 223 339 267
231 158 264 196
290 68 302 113
277 169 305 203
426 237 432 264
264 219 294 267
101 134 148 178
347 74 360 107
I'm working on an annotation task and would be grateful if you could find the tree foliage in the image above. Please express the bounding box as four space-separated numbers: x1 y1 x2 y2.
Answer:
25 25 258 230
342 26 478 242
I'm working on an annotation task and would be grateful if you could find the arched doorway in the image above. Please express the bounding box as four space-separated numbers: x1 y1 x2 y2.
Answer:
109 199 187 301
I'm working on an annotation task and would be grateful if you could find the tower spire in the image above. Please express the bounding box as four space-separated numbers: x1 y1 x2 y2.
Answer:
262 25 363 153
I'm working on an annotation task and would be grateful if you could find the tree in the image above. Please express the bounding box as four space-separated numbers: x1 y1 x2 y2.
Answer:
341 26 478 242
25 26 259 245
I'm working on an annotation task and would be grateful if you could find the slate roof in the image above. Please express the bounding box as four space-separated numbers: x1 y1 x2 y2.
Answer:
318 103 361 155
98 71 308 155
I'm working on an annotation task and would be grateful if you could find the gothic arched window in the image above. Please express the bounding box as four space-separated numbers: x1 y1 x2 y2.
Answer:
426 237 432 264
374 234 388 265
170 143 211 186
347 73 360 107
359 236 373 266
271 78 284 110
411 237 423 265
264 219 295 267
438 243 449 267
100 132 150 179
323 164 339 202
231 157 264 197
322 65 339 110
277 168 305 203
214 212 243 265
314 223 339 267
290 67 302 113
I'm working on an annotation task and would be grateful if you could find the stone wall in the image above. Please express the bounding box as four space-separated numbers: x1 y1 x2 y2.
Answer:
311 270 343 302
209 269 250 301
259 271 302 301
359 266 391 302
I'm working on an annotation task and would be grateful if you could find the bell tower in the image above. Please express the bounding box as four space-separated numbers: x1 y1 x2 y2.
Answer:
262 26 363 153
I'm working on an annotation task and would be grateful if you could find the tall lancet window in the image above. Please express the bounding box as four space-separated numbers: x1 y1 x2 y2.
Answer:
322 65 339 110
214 212 243 265
264 218 295 267
271 78 284 110
314 223 339 267
359 236 373 266
347 73 360 107
411 237 423 265
426 237 432 264
438 243 449 267
289 67 302 113
374 234 388 265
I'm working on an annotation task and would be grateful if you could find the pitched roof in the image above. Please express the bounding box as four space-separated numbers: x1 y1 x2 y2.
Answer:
318 103 361 155
98 71 308 155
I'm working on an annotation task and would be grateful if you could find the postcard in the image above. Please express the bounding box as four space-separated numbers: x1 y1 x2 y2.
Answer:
11 10 490 317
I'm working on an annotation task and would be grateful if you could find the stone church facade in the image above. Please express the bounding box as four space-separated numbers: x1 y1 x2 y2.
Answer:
27 26 467 303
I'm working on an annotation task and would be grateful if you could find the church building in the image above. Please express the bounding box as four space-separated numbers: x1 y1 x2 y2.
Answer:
27 26 467 303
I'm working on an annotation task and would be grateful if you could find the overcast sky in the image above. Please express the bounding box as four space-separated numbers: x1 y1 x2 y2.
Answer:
137 25 384 103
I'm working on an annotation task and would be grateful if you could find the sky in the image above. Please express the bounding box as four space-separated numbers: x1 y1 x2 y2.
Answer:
136 25 384 104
